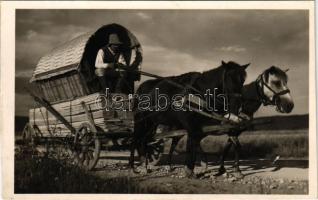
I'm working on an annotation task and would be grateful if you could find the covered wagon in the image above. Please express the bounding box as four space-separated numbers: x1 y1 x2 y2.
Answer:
23 24 162 170
28 23 142 134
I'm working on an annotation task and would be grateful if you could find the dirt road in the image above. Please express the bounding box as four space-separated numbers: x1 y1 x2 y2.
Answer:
90 151 308 194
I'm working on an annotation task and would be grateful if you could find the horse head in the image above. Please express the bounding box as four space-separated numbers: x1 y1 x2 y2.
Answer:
219 61 249 113
258 66 294 113
221 60 249 93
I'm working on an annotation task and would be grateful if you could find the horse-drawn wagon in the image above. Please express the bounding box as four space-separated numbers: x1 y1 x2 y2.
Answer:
22 24 292 176
22 24 235 171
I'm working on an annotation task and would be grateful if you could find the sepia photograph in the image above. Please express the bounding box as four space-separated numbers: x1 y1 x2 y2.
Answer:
1 1 316 199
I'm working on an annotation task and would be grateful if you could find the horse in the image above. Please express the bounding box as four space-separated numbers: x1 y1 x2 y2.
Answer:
214 65 294 178
166 66 294 178
129 61 250 177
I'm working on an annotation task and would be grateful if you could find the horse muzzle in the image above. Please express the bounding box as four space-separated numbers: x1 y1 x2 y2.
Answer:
275 96 294 113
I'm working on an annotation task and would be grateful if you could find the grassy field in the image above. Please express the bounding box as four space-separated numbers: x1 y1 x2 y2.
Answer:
173 129 309 159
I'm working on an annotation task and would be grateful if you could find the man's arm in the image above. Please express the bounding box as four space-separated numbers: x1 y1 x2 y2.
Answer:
130 47 142 70
95 49 108 69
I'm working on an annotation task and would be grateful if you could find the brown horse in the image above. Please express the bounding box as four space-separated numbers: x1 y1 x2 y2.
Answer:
129 61 249 177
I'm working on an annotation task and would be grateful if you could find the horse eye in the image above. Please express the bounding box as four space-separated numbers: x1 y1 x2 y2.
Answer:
273 81 281 87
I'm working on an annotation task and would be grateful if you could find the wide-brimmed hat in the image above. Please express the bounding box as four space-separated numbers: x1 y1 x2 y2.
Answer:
108 33 123 45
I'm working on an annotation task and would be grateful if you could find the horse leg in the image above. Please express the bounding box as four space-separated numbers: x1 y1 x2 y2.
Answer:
184 134 201 178
230 136 244 178
214 138 233 176
168 137 181 171
132 115 148 174
129 139 135 169
198 143 208 170
137 139 148 174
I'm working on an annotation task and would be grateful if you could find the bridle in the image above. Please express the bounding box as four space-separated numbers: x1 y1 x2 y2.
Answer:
255 73 290 107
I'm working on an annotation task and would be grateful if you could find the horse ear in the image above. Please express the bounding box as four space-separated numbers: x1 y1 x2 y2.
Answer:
284 68 290 73
222 60 227 65
242 63 250 69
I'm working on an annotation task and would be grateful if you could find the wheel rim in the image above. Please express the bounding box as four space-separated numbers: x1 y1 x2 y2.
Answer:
73 123 100 170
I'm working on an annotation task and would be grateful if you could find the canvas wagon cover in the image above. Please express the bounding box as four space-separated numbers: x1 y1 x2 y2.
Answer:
30 23 142 82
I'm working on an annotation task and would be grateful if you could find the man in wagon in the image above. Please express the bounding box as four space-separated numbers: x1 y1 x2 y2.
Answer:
95 33 142 94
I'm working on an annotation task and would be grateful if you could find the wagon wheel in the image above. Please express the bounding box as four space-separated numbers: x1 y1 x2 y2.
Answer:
146 139 165 166
73 122 101 170
22 123 35 146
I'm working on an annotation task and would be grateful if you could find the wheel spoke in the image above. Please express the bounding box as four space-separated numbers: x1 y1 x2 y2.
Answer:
83 154 89 166
145 139 164 166
72 123 101 170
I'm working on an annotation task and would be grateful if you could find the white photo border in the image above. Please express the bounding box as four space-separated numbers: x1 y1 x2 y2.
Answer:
1 1 316 199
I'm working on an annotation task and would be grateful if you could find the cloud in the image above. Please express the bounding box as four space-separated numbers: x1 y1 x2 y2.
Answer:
16 24 91 73
142 44 217 77
217 45 247 53
251 36 262 43
15 69 33 78
26 30 38 40
14 10 309 116
136 12 152 20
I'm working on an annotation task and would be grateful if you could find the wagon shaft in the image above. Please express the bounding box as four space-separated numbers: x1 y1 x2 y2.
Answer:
26 88 76 135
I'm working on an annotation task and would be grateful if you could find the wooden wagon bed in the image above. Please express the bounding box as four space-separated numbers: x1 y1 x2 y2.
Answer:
29 93 134 137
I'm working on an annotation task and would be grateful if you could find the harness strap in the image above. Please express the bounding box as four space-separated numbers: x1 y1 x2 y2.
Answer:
256 74 290 106
183 73 201 94
275 88 290 96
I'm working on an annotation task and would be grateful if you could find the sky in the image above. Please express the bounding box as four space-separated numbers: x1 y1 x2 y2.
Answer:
15 9 309 117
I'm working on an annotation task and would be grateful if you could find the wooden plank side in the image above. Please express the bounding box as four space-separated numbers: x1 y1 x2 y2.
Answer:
69 74 82 97
29 92 136 134
32 110 106 126
44 81 55 102
49 80 61 101
78 73 90 95
73 74 85 96
36 118 108 135
61 77 73 99
40 84 49 101
31 93 104 115
56 79 67 100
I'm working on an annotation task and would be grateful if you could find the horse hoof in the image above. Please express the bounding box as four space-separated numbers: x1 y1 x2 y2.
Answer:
135 166 148 175
213 166 226 176
232 171 244 179
129 168 138 175
180 167 196 178
200 160 208 169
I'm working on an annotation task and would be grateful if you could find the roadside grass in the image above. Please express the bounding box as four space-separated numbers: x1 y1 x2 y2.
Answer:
14 148 139 193
184 129 309 159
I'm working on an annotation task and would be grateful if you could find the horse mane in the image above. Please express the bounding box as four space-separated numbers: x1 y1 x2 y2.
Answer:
200 63 229 82
264 66 288 82
201 61 247 80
